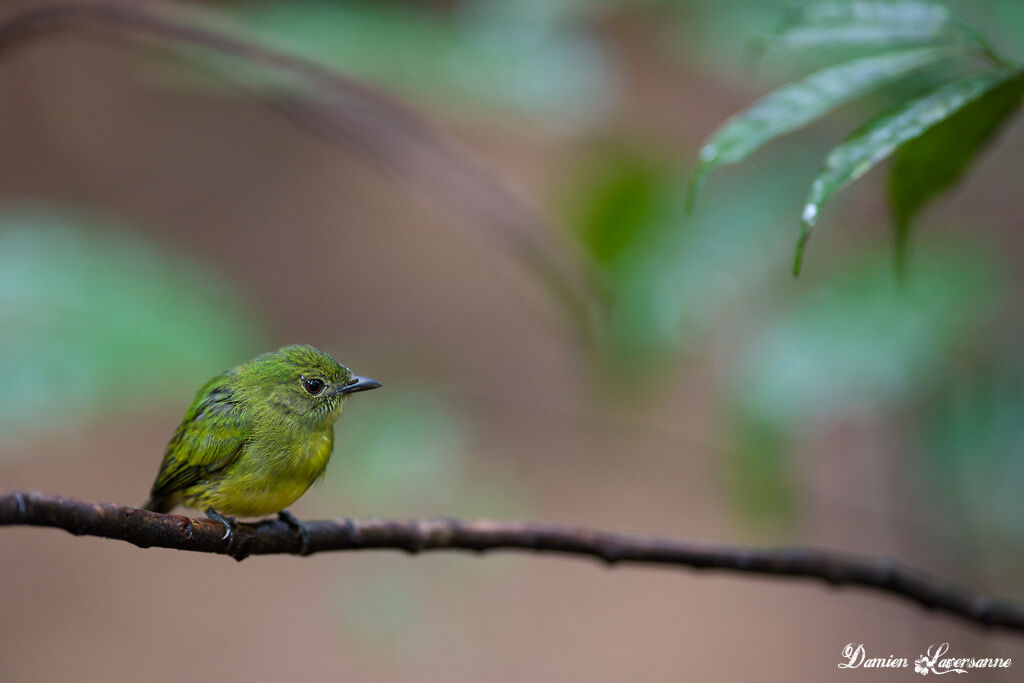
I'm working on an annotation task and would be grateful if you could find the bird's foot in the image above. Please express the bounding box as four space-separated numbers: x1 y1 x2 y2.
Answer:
206 508 237 549
278 509 311 555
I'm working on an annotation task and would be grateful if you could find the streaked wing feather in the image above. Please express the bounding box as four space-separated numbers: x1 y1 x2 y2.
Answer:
150 374 250 498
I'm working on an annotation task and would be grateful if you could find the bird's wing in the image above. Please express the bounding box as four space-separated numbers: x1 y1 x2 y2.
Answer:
149 374 251 498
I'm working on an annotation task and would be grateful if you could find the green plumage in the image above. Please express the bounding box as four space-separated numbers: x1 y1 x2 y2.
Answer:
145 345 380 519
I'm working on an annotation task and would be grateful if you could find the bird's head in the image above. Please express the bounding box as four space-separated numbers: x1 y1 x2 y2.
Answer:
244 344 381 427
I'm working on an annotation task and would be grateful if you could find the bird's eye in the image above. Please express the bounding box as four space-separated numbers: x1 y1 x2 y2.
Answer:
302 377 325 396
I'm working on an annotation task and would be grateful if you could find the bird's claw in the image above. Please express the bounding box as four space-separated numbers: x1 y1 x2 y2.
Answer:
206 508 237 549
278 509 311 555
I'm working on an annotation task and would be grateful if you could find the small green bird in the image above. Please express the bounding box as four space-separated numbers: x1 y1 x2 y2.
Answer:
145 344 380 547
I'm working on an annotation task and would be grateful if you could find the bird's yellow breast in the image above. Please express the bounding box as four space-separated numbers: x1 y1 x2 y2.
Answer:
181 427 334 518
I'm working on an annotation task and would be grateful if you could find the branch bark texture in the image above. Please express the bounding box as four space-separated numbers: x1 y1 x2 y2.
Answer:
2 492 1023 633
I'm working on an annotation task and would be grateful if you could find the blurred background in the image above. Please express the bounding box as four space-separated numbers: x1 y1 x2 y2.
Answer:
1 0 1023 680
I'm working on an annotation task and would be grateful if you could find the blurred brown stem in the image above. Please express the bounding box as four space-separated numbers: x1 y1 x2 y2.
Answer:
3 491 1023 634
0 0 601 330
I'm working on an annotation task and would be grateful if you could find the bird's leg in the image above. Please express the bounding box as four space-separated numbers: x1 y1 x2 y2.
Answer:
206 508 237 548
278 509 311 555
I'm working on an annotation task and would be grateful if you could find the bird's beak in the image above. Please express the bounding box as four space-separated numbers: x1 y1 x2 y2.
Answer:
334 375 382 396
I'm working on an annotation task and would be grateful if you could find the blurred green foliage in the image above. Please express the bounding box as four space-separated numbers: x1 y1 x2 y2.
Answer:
0 207 263 439
4 0 1023 553
732 248 999 425
890 72 1024 268
722 407 796 528
318 390 526 519
688 47 952 202
201 0 613 123
320 390 466 515
919 359 1024 574
572 150 671 267
795 69 1019 272
667 1 1023 526
661 0 1024 76
724 247 1000 524
564 143 807 379
689 0 1024 273
764 1 964 51
565 136 1007 526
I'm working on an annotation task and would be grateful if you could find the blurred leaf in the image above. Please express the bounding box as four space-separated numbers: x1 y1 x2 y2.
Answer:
795 69 1016 273
218 0 612 122
951 0 1024 64
690 47 951 202
567 143 811 380
889 71 1024 271
733 247 1000 429
606 181 791 372
0 207 262 438
918 359 1024 565
570 150 672 266
722 407 796 529
928 365 1024 473
768 1 960 51
800 0 950 24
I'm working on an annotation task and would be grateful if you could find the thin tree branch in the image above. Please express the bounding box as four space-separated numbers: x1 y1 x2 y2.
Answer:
2 492 1023 633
